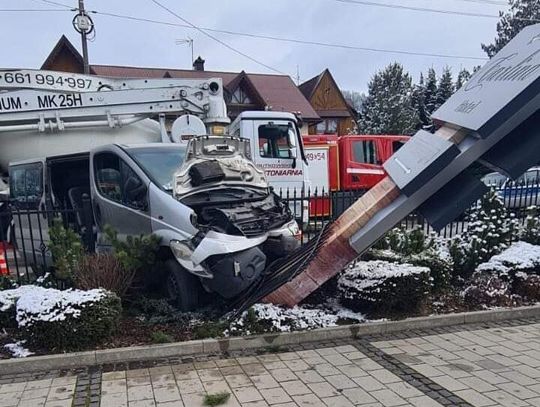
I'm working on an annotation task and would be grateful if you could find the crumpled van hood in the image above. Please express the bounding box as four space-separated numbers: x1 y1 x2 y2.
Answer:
173 136 267 197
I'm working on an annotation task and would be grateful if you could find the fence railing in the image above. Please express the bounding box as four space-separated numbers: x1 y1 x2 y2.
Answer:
0 198 95 284
1 180 537 285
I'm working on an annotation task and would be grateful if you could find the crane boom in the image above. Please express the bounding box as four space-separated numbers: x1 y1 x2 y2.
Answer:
0 69 229 133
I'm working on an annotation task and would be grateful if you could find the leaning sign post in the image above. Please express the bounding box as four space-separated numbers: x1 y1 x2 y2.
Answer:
264 24 540 307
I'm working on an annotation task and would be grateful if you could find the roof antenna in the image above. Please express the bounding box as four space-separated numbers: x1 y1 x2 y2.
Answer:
295 64 301 85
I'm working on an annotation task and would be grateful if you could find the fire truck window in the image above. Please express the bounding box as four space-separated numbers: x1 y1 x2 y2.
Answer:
258 125 292 159
352 141 377 164
393 140 406 153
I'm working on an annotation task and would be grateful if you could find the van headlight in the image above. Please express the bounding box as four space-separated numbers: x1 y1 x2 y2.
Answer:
170 240 194 261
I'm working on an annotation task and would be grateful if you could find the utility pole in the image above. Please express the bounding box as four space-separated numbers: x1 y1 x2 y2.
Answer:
73 0 94 74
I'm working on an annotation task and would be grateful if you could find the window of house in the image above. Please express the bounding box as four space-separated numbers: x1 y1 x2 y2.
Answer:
94 153 146 209
352 140 377 164
315 119 339 134
231 87 252 104
10 163 43 205
258 124 292 159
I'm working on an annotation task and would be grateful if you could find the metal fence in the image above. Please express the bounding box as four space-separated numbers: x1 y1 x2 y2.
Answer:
277 179 539 241
0 197 94 284
1 180 538 284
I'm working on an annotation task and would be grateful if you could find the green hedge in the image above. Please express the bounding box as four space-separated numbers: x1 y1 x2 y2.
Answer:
1 286 121 351
338 260 431 316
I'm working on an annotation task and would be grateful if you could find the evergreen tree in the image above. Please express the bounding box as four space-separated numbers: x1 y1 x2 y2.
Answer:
424 68 438 116
435 67 454 109
358 63 418 135
482 0 540 57
411 73 429 129
342 90 365 114
449 190 518 278
456 68 472 90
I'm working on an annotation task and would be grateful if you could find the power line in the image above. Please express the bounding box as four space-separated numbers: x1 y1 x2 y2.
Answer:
0 8 69 12
33 0 75 8
84 9 487 61
29 0 489 63
148 0 285 74
332 0 540 22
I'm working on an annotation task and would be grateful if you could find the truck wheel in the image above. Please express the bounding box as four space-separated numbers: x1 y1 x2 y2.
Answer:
165 259 200 311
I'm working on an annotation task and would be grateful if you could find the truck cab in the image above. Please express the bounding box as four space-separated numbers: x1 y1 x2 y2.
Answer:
9 137 300 310
229 112 309 193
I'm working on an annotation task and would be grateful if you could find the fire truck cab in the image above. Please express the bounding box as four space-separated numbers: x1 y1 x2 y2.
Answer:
302 134 410 216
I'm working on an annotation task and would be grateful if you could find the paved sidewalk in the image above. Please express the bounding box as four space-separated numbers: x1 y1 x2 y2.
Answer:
1 318 539 406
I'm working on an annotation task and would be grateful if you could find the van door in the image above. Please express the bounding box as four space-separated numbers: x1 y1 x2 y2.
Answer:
9 160 50 271
91 150 152 247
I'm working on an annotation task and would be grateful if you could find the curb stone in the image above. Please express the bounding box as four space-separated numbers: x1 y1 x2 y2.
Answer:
1 305 539 374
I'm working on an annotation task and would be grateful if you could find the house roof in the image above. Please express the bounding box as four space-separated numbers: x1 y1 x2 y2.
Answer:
299 69 356 117
41 35 90 72
39 36 319 120
298 71 324 100
90 65 319 119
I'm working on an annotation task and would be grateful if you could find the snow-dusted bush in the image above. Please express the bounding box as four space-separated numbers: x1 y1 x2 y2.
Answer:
476 241 540 278
521 207 540 246
406 253 452 292
229 303 364 335
514 274 540 301
337 261 431 315
462 271 513 308
365 247 451 292
0 286 121 350
374 226 434 256
450 190 518 278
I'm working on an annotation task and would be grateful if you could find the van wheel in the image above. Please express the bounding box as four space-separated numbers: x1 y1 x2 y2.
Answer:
165 259 200 311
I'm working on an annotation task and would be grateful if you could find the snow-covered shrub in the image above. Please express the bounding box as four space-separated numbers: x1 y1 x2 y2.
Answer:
0 286 121 350
366 245 451 292
228 303 363 335
521 207 540 246
462 271 513 308
514 274 540 301
374 226 434 256
337 261 431 315
450 190 518 279
476 241 540 278
406 253 452 292
0 285 35 328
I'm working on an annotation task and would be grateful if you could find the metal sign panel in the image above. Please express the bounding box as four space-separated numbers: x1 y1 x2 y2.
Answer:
383 130 460 196
432 23 540 137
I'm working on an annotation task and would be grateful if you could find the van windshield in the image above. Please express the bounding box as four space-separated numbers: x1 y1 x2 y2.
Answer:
127 146 187 191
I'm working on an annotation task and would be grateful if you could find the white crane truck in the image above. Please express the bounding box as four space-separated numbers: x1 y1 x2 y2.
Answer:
0 69 303 310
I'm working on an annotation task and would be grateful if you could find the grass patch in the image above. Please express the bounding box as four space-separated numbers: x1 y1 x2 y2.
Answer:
203 391 231 406
150 331 174 344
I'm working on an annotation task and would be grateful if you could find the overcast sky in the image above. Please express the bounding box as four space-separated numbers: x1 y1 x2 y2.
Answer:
1 0 508 93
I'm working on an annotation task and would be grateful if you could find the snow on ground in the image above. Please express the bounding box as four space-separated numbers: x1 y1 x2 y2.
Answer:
230 302 366 334
4 341 33 358
476 241 540 274
0 285 107 326
338 260 430 292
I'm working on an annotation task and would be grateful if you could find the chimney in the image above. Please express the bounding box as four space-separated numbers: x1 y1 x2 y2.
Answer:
193 56 205 71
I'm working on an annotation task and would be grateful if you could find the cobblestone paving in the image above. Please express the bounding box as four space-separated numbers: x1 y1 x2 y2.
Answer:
0 318 539 406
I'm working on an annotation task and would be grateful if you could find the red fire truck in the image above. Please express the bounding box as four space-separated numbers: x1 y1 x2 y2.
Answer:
302 134 410 217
